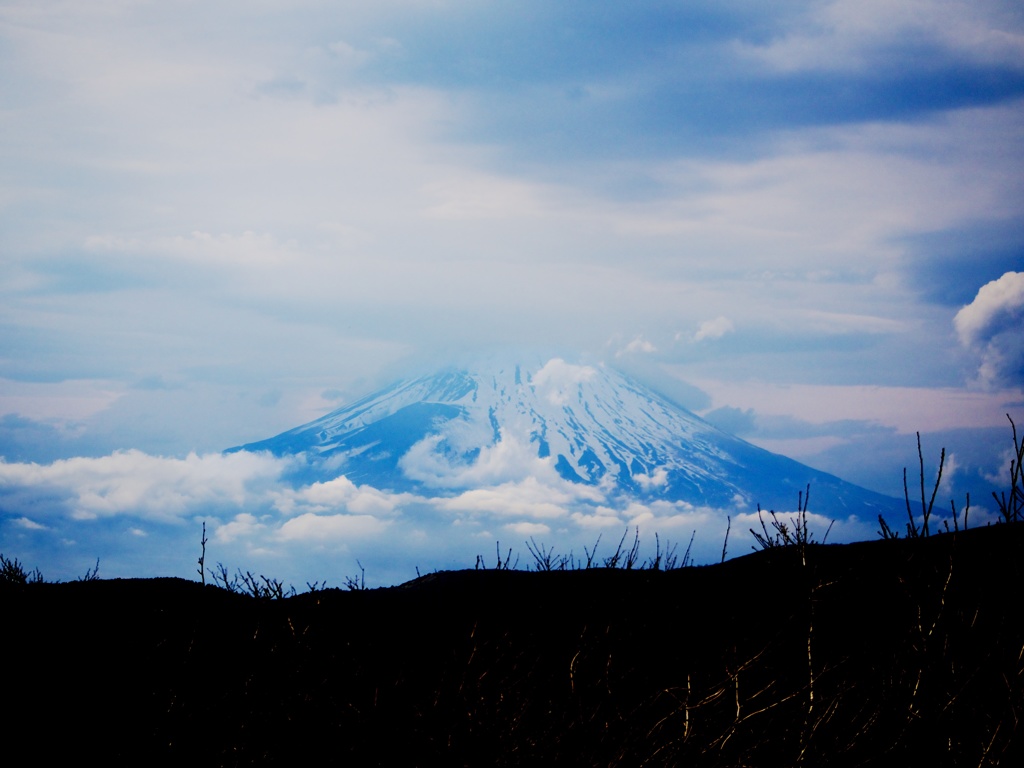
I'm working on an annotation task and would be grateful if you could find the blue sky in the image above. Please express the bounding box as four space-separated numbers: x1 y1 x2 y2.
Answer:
1 1 1023 585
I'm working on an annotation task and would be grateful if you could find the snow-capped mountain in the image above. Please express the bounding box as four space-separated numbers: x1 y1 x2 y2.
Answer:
231 358 902 519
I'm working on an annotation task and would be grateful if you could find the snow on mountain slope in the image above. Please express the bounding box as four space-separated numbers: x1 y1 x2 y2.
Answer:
232 358 903 519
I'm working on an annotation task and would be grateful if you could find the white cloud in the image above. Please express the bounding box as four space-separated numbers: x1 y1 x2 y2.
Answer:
983 446 1019 485
938 452 959 498
277 512 391 542
272 474 416 516
214 513 268 544
0 450 289 522
571 508 625 529
504 521 551 537
437 477 581 520
531 359 597 406
954 272 1024 387
617 336 657 356
692 317 734 343
635 467 669 491
12 516 48 531
955 272 1024 343
400 428 559 488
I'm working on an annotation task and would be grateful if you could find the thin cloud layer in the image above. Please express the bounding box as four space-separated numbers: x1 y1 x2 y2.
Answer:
735 0 1024 74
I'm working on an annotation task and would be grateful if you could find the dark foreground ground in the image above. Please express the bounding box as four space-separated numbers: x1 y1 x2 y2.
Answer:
3 525 1023 767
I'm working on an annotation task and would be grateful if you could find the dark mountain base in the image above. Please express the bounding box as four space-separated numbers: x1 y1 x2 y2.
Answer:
4 525 1023 767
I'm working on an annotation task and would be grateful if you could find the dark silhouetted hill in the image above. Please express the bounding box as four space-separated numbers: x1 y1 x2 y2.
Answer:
3 524 1023 766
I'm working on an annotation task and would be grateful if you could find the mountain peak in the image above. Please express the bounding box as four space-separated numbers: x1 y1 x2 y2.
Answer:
233 357 902 519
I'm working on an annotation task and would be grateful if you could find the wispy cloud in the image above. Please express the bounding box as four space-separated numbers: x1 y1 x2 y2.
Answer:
733 0 1024 74
692 317 734 343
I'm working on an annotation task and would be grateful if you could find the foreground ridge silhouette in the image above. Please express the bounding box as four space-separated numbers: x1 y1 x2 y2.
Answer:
3 524 1022 766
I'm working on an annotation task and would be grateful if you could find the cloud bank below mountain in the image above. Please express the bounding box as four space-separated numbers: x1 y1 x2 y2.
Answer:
0 446 881 587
